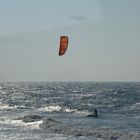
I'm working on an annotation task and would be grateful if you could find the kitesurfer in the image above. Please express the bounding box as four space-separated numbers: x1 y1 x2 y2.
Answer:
87 108 98 117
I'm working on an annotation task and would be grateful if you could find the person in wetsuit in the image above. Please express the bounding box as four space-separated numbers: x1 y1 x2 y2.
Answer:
87 108 98 117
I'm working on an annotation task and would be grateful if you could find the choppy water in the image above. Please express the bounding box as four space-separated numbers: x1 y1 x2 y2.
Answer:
0 82 140 140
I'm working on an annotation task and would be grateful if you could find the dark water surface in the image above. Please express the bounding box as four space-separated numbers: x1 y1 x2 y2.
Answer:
0 82 140 140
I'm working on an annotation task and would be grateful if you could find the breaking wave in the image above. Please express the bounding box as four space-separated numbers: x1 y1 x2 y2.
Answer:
37 105 76 113
39 118 140 140
0 104 17 110
131 102 140 110
0 117 42 129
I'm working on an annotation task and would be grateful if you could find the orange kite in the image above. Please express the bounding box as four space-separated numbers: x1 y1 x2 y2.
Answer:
59 36 69 56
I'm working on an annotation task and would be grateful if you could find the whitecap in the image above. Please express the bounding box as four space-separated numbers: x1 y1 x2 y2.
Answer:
0 117 42 129
38 105 76 113
0 104 17 110
131 102 140 110
38 105 62 112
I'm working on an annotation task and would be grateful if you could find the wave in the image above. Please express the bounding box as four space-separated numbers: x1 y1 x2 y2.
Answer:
0 117 42 129
39 118 140 140
37 105 76 113
1 116 139 140
131 102 140 110
17 114 43 123
37 105 97 117
0 103 32 111
37 105 93 117
0 104 17 110
112 102 140 113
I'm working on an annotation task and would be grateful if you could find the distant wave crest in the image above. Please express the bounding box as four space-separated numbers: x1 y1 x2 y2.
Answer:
38 105 76 113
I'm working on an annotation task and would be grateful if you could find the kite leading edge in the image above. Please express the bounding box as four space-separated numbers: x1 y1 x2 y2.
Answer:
59 36 69 56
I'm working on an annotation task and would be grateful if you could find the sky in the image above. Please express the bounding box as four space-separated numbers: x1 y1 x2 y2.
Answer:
0 0 140 82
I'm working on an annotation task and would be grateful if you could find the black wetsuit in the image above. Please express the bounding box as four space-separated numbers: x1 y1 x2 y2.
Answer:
87 109 98 117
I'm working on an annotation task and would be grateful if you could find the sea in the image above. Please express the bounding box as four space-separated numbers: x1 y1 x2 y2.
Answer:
0 82 140 140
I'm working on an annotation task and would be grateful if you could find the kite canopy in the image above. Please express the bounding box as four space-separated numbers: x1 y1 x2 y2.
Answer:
59 36 69 56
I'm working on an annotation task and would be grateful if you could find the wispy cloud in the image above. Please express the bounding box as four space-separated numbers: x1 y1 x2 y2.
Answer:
69 15 87 21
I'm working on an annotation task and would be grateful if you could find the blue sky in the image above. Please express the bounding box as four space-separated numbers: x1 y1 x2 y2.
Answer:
0 0 140 82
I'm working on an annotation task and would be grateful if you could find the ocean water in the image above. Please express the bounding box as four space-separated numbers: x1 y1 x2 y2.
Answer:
0 82 140 140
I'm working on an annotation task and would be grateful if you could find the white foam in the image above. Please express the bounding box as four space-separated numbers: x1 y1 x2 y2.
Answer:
134 115 140 119
24 120 43 129
38 105 62 112
73 110 89 116
0 90 6 94
0 118 24 127
0 104 17 110
131 102 140 110
64 108 76 113
0 118 42 129
38 105 76 113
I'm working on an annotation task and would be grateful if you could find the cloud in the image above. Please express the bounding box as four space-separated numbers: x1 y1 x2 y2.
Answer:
69 14 87 21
